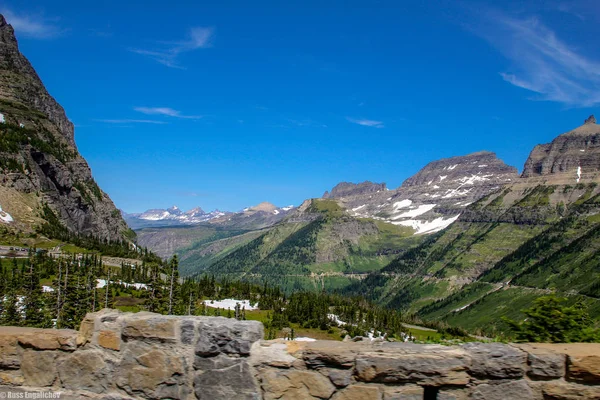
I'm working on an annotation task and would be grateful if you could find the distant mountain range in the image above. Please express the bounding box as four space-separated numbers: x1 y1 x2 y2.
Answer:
123 202 295 229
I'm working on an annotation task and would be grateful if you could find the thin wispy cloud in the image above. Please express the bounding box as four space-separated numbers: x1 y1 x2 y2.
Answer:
134 107 201 119
346 117 384 128
1 8 62 39
95 119 167 125
474 10 600 107
130 27 215 68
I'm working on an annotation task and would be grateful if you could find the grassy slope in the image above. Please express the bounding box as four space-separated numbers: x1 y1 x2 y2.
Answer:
199 200 419 290
346 182 600 333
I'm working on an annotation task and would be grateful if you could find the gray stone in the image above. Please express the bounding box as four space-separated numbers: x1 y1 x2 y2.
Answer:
355 351 470 386
21 350 57 387
223 338 252 356
471 380 535 400
116 341 188 399
464 342 527 379
196 318 263 357
194 361 260 400
194 354 243 371
180 319 195 345
196 338 221 357
302 341 363 368
321 367 353 387
514 344 566 379
58 350 111 393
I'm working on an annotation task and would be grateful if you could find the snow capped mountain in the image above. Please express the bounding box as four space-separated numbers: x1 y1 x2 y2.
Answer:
323 151 518 234
123 206 229 228
124 203 296 229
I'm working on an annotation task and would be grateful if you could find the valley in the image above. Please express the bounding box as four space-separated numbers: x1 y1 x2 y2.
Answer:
133 116 600 335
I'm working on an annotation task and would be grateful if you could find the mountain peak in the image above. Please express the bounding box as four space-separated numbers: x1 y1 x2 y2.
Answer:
401 151 517 188
522 117 600 179
0 14 75 147
323 181 387 199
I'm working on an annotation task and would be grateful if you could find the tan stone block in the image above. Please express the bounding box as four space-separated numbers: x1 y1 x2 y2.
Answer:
0 332 20 369
332 385 382 400
260 368 336 399
77 315 95 346
540 380 600 400
122 315 176 341
383 384 424 400
438 388 470 400
117 343 187 398
18 329 78 351
287 370 336 399
0 371 24 386
21 350 57 386
97 330 120 351
277 387 315 400
569 353 600 384
260 369 293 399
58 350 109 393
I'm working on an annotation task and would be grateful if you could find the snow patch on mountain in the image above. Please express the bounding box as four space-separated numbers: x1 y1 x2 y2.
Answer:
0 205 13 223
393 200 412 210
392 204 437 219
393 214 460 234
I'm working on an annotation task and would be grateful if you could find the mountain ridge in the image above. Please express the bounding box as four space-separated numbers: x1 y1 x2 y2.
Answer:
0 14 130 242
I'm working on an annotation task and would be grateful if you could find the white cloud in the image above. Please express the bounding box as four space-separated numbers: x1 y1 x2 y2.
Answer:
475 11 600 107
134 107 201 119
1 8 61 39
346 117 384 128
131 27 215 68
95 119 167 125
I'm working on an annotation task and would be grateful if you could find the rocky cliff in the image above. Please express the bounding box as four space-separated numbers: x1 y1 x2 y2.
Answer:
522 115 600 181
0 15 129 241
326 151 518 234
1 310 599 399
323 181 387 199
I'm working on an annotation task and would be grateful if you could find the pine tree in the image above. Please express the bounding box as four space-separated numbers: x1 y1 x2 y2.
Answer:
23 260 44 327
167 255 181 315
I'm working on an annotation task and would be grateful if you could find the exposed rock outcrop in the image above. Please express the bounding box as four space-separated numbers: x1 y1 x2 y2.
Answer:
323 181 387 199
0 16 74 147
522 117 600 180
0 14 129 241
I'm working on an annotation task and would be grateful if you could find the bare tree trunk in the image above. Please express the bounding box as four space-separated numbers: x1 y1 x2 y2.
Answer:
105 268 110 309
56 263 62 323
168 263 175 315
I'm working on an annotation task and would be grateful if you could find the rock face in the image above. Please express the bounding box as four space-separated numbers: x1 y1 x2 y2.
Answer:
522 117 600 180
0 15 129 241
325 151 518 234
323 181 387 199
1 312 600 399
0 16 74 147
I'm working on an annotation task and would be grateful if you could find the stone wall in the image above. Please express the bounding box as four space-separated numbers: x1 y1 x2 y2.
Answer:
0 310 599 399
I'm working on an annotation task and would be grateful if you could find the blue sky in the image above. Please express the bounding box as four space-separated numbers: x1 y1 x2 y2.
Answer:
3 0 599 212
